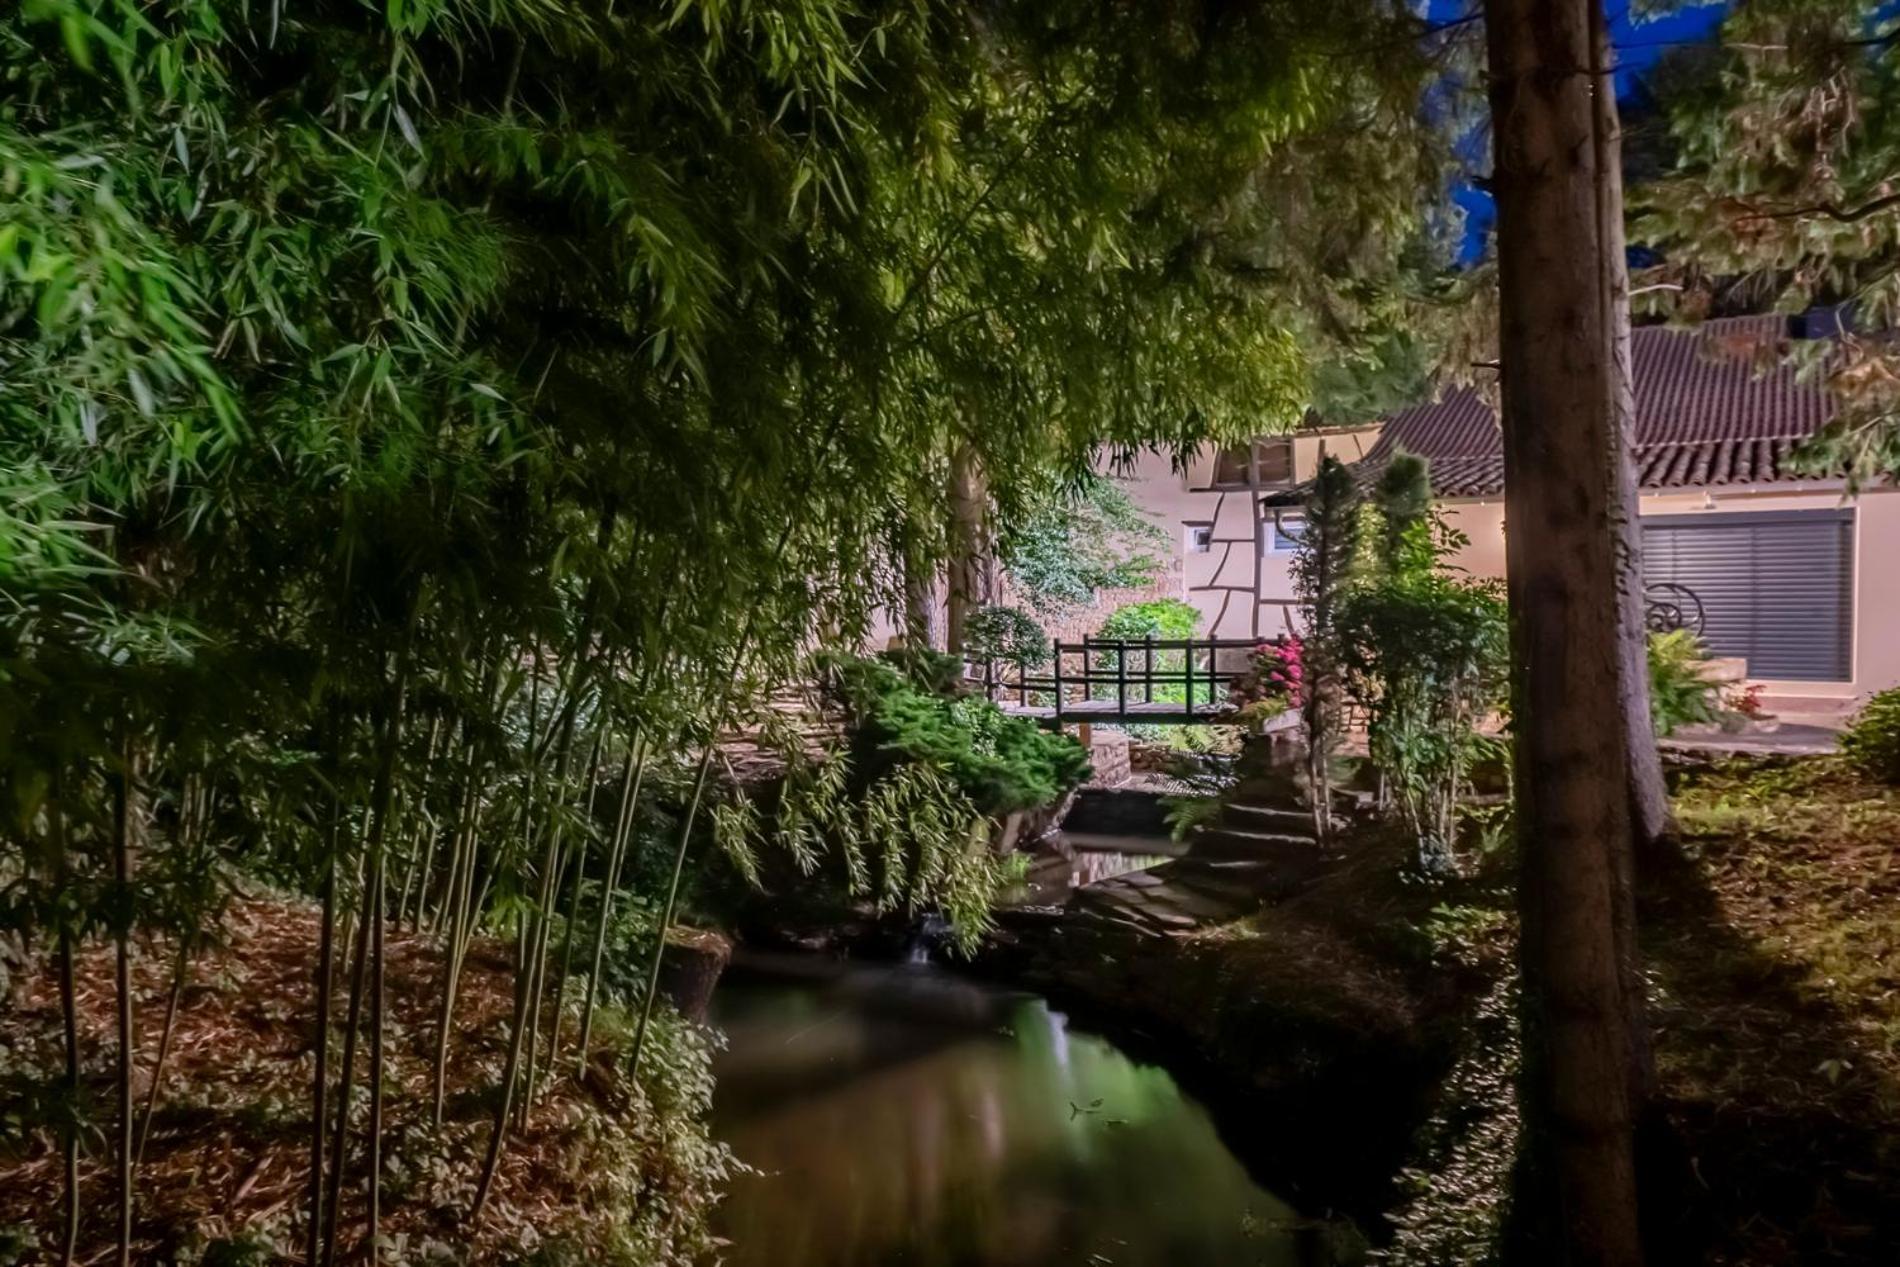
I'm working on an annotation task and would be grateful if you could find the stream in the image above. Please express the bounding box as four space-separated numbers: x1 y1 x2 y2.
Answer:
709 949 1345 1266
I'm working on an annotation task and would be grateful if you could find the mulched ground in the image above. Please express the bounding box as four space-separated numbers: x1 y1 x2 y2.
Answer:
0 896 720 1264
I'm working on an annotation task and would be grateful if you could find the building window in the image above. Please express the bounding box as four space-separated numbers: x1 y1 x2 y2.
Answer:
1262 512 1305 555
1211 438 1295 488
1186 523 1214 554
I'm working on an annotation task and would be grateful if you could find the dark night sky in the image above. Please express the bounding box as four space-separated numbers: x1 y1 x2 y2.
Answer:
1436 1 1729 261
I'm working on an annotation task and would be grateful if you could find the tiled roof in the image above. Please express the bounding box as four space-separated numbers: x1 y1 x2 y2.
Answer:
1276 315 1837 503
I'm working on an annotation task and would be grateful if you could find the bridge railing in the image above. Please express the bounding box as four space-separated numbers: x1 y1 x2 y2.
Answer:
970 636 1267 725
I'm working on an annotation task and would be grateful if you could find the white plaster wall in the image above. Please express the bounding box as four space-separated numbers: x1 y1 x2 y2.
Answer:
1419 486 1900 701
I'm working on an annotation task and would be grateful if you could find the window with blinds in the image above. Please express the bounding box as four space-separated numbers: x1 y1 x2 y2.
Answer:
1210 438 1294 488
1641 510 1855 682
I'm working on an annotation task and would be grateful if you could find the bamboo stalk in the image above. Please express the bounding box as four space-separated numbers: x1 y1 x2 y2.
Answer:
468 918 535 1220
306 823 339 1267
395 714 443 928
520 676 587 1122
320 860 374 1267
54 781 80 1267
432 654 503 1123
628 737 719 1081
364 646 411 1265
134 942 188 1167
138 773 209 1169
366 858 387 1261
58 922 81 1267
547 724 606 1069
114 733 146 1267
575 739 647 1071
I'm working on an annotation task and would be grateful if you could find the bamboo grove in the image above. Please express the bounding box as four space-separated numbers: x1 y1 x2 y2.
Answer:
0 0 1457 1260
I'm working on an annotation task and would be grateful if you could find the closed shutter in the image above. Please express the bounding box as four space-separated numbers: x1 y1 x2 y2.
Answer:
1642 510 1854 681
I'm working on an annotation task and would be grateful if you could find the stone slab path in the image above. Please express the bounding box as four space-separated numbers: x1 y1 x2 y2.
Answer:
1068 793 1328 938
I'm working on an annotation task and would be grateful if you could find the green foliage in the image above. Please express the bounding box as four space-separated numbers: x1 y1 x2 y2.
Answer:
1632 1 1900 485
1305 451 1505 871
182 1229 277 1267
998 474 1167 615
1647 629 1723 737
0 0 1462 1252
1329 484 1504 873
0 1224 39 1267
1098 599 1202 641
1093 598 1203 724
718 744 1019 957
1373 453 1435 577
1339 573 1509 873
1162 794 1224 843
961 605 1049 670
825 654 1089 817
878 647 966 697
1842 688 1900 784
1308 329 1438 425
1295 454 1365 816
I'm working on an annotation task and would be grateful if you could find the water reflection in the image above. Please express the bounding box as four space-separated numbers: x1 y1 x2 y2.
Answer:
711 956 1337 1267
1006 836 1178 907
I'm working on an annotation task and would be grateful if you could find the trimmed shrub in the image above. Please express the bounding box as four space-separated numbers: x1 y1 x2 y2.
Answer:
962 604 1049 669
1842 688 1900 784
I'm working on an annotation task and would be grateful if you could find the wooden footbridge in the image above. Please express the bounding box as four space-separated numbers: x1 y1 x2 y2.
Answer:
971 637 1265 728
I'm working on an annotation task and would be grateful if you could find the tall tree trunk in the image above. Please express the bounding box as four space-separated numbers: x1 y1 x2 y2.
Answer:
1590 0 1660 1117
395 715 443 928
1486 0 1644 1263
1586 11 1671 856
138 776 207 1169
468 922 534 1221
520 671 586 1125
945 444 986 656
902 542 942 651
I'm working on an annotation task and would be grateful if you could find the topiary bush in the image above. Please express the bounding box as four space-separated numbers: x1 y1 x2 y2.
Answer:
962 604 1049 669
1842 687 1900 784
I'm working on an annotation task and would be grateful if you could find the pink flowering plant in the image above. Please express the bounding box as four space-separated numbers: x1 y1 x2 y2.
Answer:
1227 636 1303 723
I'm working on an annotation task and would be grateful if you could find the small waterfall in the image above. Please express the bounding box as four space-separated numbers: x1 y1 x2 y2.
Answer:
905 913 952 964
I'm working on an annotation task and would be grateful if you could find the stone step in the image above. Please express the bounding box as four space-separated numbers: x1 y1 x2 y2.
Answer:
1069 863 1254 932
1166 858 1277 900
1219 802 1318 836
1073 905 1161 939
1189 826 1323 861
1143 884 1242 923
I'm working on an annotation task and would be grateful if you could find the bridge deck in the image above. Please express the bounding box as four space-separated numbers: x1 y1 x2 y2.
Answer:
997 699 1237 725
